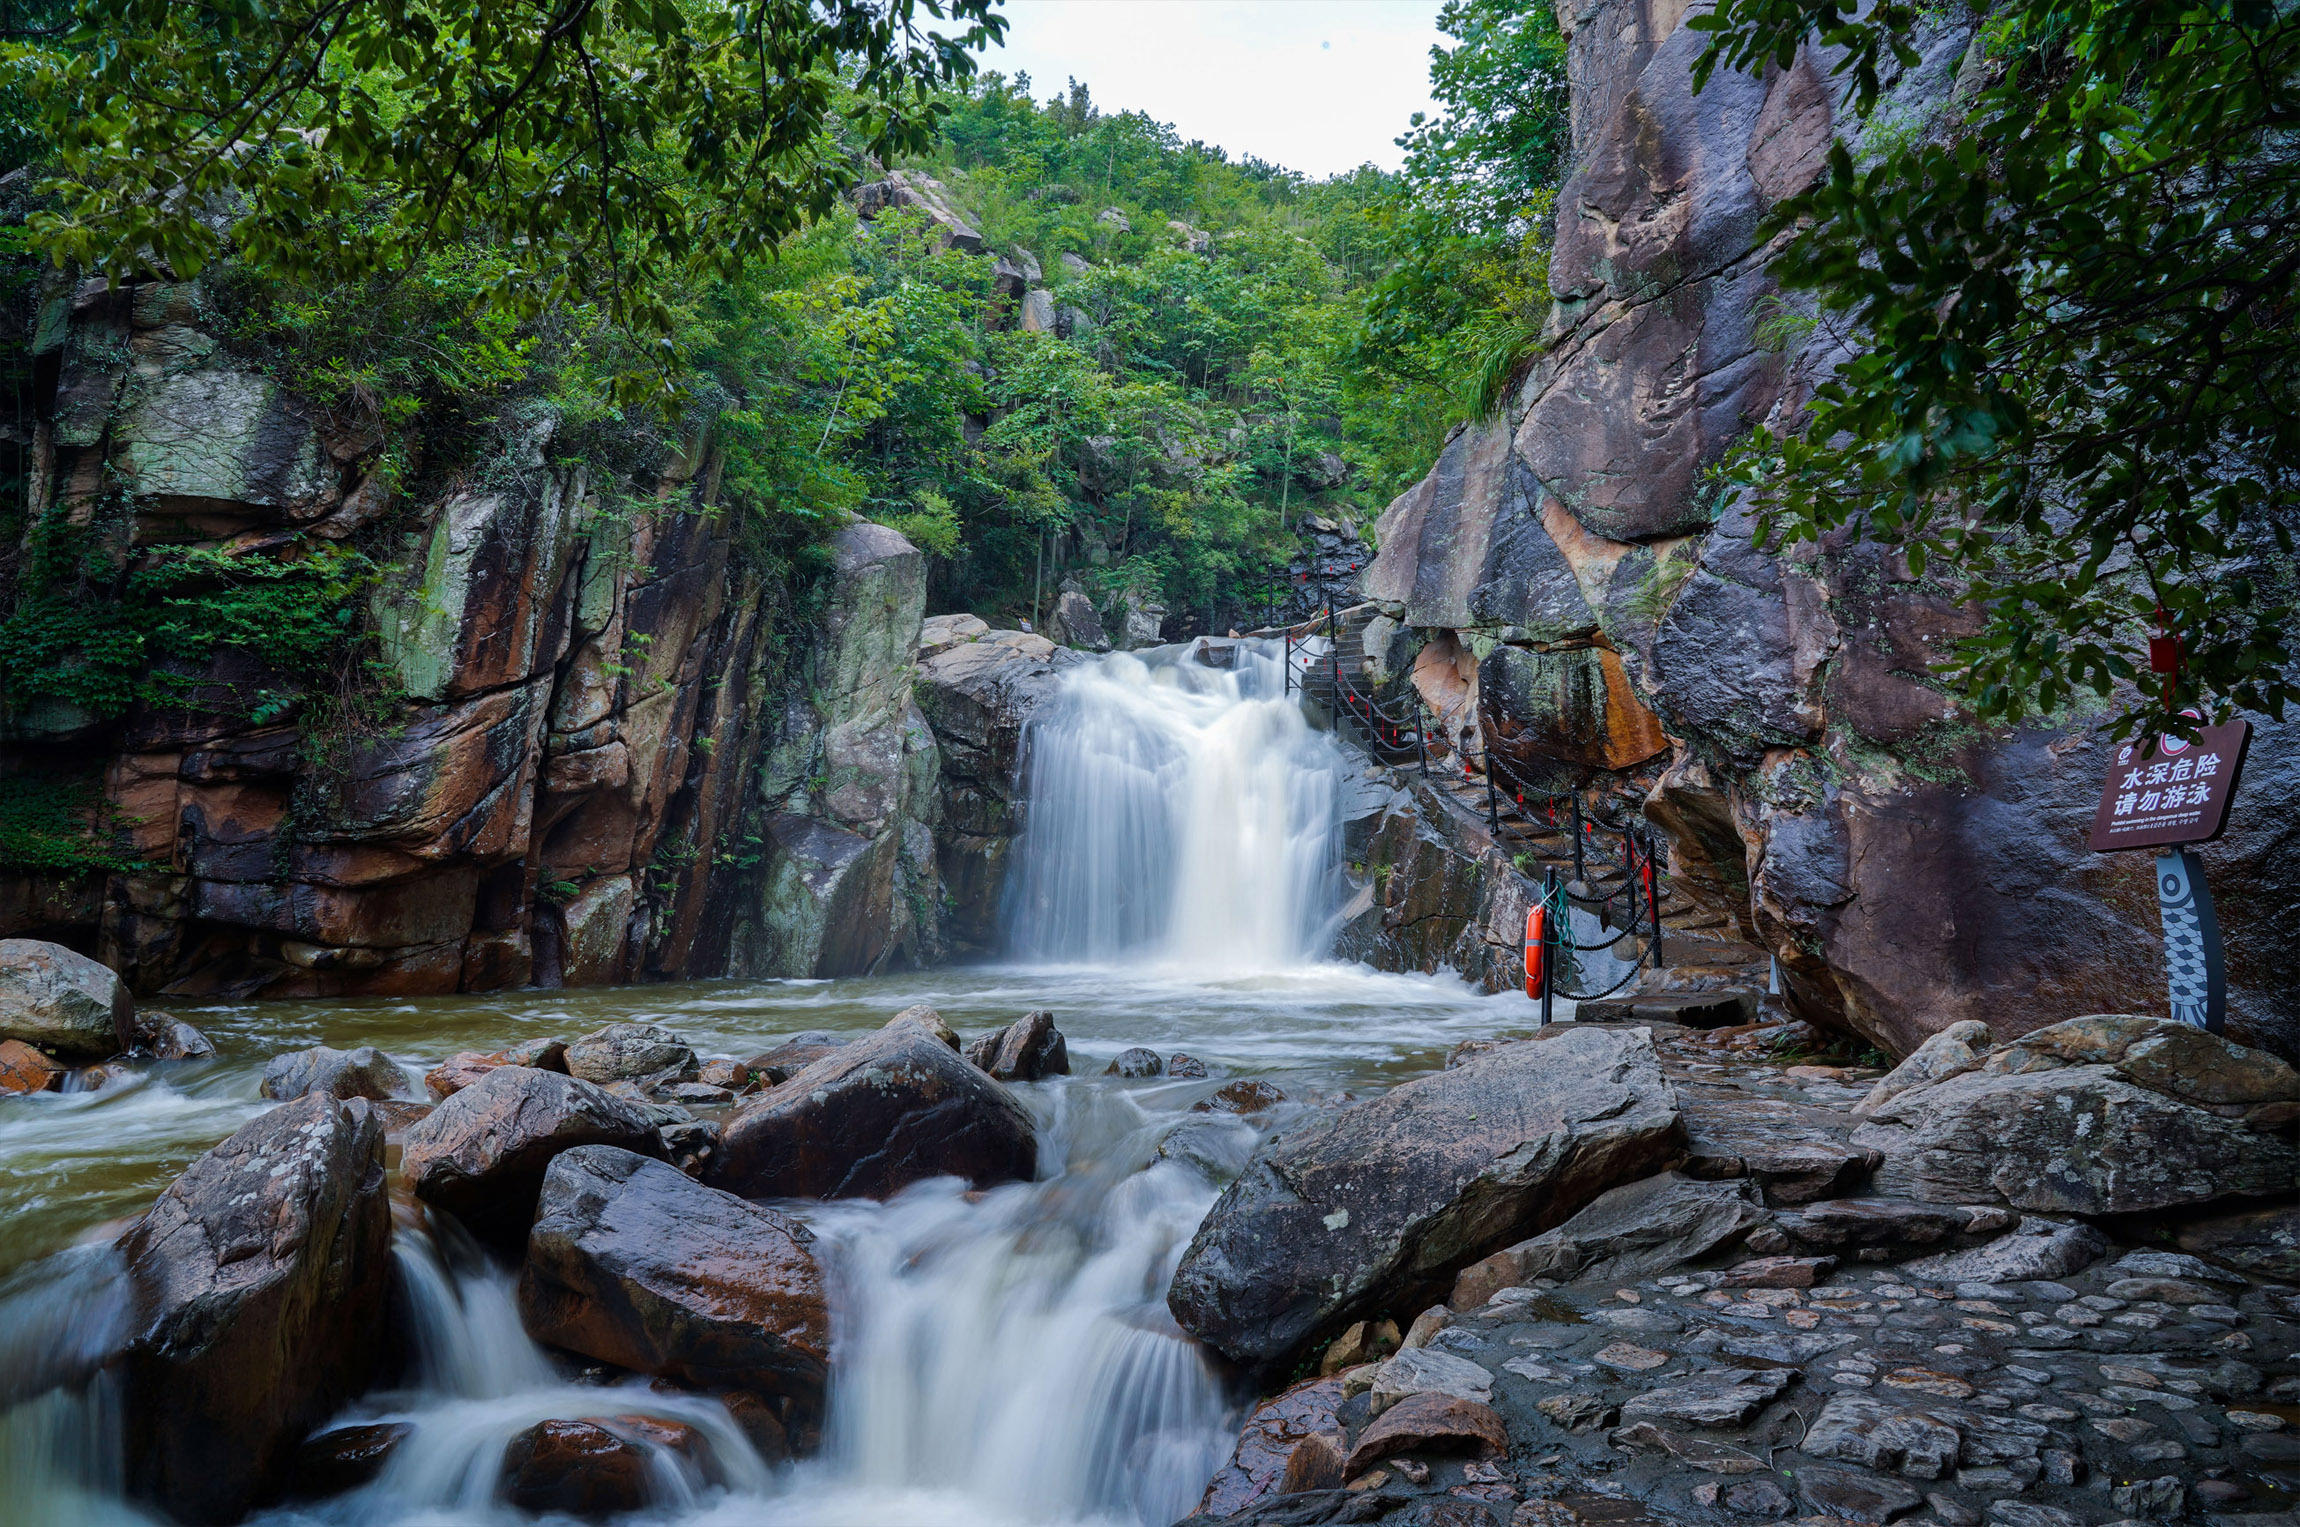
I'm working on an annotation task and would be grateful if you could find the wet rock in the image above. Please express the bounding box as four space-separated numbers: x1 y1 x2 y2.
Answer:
964 1009 1070 1081
658 1119 719 1178
565 1022 698 1085
1899 1217 2108 1282
1107 1047 1164 1078
0 938 132 1059
707 1007 1037 1201
261 1044 404 1101
498 1418 648 1516
1343 1392 1509 1475
2177 1201 2300 1280
0 1037 62 1093
402 1066 667 1238
742 1032 850 1083
1451 1173 1766 1309
118 1093 393 1522
1155 1111 1259 1184
521 1146 828 1422
132 1010 216 1060
1279 1430 1348 1493
1195 1079 1288 1116
292 1421 411 1497
1618 1368 1795 1428
425 1049 505 1098
1795 1463 1924 1523
1854 1059 2299 1214
1169 1052 1210 1079
1196 1371 1354 1519
501 1036 567 1070
1169 1026 1681 1373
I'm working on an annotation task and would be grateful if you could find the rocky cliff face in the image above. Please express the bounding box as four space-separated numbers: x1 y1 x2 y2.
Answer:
1360 0 2299 1058
0 280 940 997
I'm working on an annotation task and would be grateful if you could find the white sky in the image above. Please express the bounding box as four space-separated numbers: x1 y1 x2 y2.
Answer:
976 1 1448 179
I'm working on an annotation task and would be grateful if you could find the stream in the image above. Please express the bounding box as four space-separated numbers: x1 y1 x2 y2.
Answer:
0 640 1554 1526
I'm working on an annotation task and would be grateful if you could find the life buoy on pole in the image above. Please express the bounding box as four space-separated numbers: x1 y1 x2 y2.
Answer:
1523 904 1547 999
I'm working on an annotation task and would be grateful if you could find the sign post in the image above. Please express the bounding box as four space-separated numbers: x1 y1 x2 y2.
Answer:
2086 718 2251 1032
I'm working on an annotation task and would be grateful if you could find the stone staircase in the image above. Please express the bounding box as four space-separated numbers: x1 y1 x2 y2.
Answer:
1296 607 1774 1023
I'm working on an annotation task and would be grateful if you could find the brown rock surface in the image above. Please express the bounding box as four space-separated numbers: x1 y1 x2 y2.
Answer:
401 1065 666 1237
498 1419 649 1516
117 1093 393 1522
520 1145 828 1421
706 1008 1036 1201
0 1036 63 1092
260 1043 404 1101
1343 1392 1509 1476
964 1009 1070 1081
1194 1372 1355 1520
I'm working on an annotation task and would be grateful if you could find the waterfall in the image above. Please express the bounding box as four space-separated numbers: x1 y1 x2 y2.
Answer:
789 1085 1234 1527
0 1244 148 1527
1006 639 1345 970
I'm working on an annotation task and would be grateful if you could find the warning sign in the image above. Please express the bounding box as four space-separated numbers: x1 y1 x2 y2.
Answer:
2087 718 2251 852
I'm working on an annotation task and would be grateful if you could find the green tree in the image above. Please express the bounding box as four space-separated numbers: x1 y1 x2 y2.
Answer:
14 0 1004 396
1689 0 2300 737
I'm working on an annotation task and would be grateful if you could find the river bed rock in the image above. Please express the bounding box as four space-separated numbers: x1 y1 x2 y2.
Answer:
498 1419 650 1515
260 1043 404 1101
1168 1025 1681 1373
117 1092 393 1522
565 1022 699 1085
707 1006 1037 1200
0 1036 63 1092
964 1009 1070 1081
520 1145 829 1428
0 938 132 1059
401 1065 667 1239
1450 1172 1767 1310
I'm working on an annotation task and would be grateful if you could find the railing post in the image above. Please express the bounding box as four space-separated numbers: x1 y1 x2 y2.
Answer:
1539 867 1556 1028
1414 695 1428 778
1283 631 1293 696
1484 741 1499 830
1570 795 1585 884
1645 832 1664 970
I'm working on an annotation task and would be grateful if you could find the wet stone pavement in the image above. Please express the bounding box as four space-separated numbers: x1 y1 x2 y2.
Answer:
1186 1027 2300 1527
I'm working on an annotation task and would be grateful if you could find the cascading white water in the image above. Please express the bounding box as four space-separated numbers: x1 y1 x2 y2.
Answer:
1006 639 1345 970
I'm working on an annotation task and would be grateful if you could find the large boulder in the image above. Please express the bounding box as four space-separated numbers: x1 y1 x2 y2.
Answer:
1853 1016 2300 1214
706 1007 1036 1201
1167 1026 1682 1373
0 938 132 1060
259 1044 404 1101
117 1093 393 1522
520 1146 829 1426
400 1066 667 1238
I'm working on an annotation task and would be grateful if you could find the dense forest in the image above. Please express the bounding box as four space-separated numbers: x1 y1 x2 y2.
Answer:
0 0 1567 705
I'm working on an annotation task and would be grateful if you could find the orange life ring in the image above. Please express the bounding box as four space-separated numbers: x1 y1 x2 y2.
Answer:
1523 904 1547 998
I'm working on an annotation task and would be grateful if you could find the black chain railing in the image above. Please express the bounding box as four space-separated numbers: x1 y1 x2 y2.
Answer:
1282 587 1671 1016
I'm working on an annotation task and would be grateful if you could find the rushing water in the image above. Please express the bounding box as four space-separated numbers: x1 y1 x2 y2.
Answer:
0 639 1557 1527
